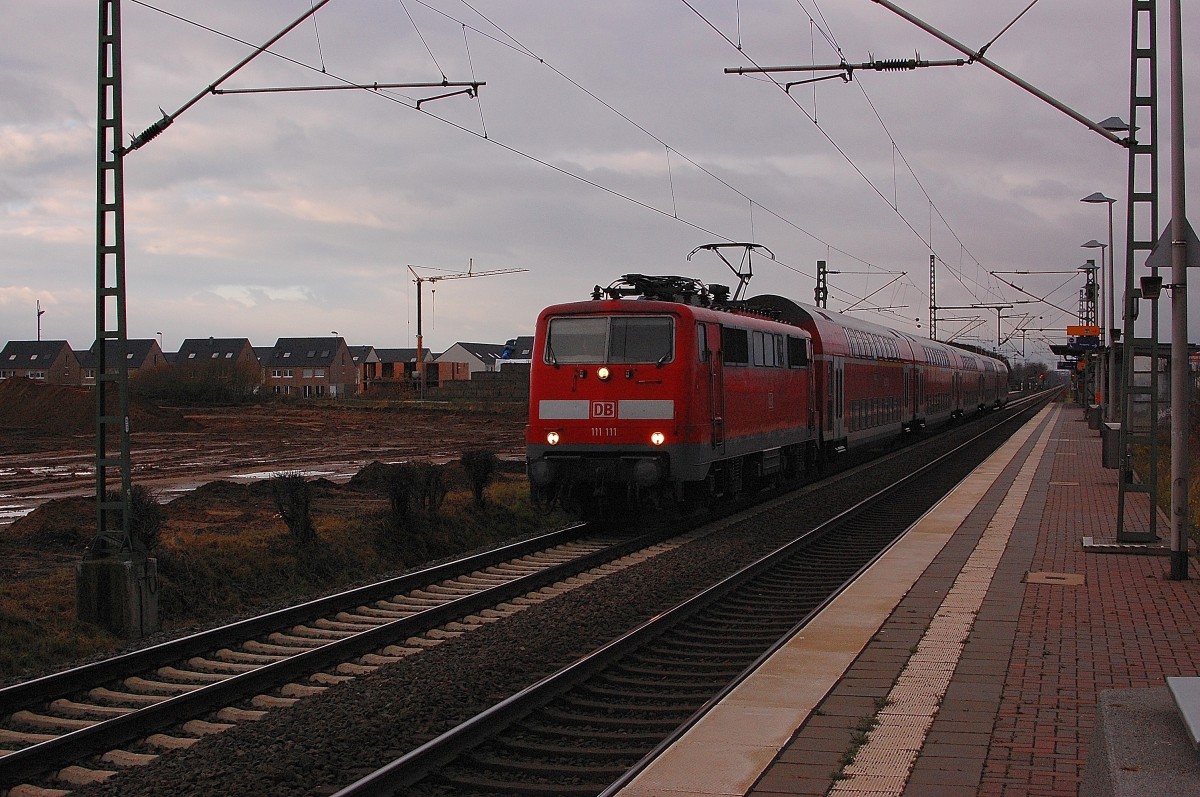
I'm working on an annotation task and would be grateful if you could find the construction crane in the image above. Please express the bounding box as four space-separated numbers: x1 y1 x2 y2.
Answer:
406 261 528 393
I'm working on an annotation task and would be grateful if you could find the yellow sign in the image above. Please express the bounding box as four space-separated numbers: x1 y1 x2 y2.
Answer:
1067 325 1101 337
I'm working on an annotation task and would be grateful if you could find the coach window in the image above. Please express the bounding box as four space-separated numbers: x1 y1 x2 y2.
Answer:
787 336 809 368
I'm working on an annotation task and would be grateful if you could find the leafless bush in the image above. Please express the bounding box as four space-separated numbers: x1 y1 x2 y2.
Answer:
461 449 499 508
270 472 315 545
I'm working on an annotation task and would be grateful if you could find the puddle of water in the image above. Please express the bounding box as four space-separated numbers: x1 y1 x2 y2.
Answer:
230 469 339 481
0 505 35 521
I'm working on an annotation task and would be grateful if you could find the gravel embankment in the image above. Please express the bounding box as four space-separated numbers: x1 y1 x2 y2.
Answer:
70 415 1023 797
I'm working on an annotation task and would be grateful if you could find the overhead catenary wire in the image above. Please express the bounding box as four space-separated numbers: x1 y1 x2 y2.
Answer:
309 0 328 72
707 2 1008 312
399 0 446 81
126 1 983 328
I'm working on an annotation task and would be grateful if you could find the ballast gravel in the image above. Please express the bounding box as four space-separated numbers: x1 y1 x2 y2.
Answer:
70 417 1018 797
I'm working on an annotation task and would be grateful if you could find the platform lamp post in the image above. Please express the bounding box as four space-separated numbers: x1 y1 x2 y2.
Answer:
1082 239 1107 408
1079 260 1100 408
1082 192 1118 423
1082 238 1109 417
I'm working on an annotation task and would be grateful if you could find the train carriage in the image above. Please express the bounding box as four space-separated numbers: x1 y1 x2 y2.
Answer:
526 275 1009 514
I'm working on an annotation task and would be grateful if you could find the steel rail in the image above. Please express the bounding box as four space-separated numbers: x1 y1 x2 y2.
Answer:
0 522 683 786
333 392 1054 796
0 523 586 716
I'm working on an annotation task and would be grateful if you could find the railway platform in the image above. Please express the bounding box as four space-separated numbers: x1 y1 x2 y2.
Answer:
615 399 1200 797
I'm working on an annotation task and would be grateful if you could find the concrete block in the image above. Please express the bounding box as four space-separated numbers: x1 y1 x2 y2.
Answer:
1082 687 1200 797
76 555 159 638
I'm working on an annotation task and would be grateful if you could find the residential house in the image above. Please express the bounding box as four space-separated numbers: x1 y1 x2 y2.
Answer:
263 336 358 397
435 342 507 375
497 336 534 370
349 345 381 393
174 337 261 393
79 339 168 385
374 348 430 384
0 340 82 385
360 348 470 393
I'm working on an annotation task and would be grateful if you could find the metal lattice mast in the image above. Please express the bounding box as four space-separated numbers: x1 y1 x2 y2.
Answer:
1117 0 1162 542
93 0 133 555
929 254 937 340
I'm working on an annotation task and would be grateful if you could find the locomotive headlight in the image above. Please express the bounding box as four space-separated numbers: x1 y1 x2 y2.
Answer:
597 366 611 381
650 431 665 446
546 431 560 445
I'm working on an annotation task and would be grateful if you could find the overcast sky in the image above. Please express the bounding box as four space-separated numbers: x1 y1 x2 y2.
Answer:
2 0 1197 364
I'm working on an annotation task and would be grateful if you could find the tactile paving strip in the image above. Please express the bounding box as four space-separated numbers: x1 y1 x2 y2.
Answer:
828 408 1057 797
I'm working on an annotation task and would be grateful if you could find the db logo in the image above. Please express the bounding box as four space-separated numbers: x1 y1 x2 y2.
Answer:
591 401 617 419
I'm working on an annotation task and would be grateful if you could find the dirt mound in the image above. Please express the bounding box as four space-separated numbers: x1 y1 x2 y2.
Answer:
2 496 94 551
0 378 197 435
346 461 397 490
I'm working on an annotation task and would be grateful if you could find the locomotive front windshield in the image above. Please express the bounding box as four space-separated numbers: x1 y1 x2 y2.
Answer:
545 316 674 364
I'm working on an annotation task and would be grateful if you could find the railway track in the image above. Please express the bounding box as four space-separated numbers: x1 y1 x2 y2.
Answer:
2 392 1055 796
331 394 1051 797
0 522 703 796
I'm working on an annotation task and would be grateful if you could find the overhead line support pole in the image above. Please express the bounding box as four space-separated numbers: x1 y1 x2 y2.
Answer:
1167 0 1188 579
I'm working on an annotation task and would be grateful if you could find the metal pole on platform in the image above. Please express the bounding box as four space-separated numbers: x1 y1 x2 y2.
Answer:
1082 193 1119 422
1167 0 1189 580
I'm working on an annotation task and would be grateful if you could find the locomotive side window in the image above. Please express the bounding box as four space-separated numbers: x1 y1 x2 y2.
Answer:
545 316 674 364
722 326 749 366
787 336 809 368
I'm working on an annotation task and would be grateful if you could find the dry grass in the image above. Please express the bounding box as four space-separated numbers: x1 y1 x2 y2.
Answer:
0 472 566 681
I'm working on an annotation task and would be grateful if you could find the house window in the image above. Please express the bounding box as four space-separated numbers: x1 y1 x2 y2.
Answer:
6 355 14 361
225 352 233 359
0 370 13 378
188 352 197 359
307 350 316 358
314 369 325 378
29 370 46 380
303 368 313 378
29 354 38 361
283 351 291 358
126 353 134 359
212 352 219 358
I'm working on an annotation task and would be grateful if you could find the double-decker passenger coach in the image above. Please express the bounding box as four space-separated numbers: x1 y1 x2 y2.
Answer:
526 274 1008 516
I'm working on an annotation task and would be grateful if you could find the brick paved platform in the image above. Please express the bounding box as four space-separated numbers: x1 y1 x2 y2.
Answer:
616 399 1200 797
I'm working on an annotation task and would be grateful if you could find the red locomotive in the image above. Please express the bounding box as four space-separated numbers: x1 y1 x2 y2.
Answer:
526 274 1008 514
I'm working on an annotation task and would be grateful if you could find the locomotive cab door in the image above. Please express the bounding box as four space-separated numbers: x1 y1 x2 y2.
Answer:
698 322 725 454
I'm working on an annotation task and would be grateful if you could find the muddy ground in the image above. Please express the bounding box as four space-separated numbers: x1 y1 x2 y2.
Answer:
0 378 528 584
